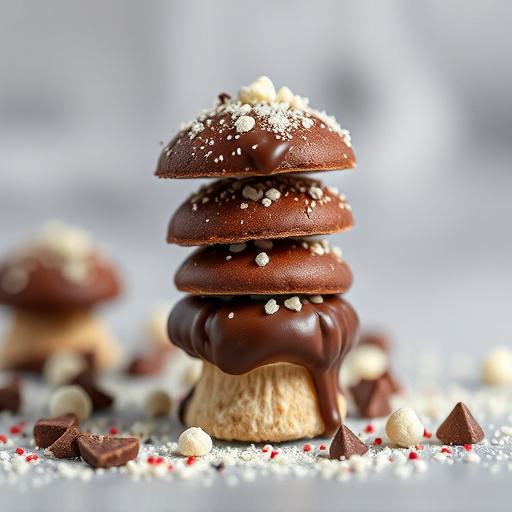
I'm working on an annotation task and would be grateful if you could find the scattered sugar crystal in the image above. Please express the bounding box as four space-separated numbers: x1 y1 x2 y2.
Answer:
235 115 255 133
284 296 302 312
264 299 279 315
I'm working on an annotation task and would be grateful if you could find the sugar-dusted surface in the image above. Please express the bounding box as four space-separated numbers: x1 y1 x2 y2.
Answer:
2 353 512 512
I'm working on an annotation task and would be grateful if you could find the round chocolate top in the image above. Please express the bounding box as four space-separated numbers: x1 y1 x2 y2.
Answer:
175 238 353 296
0 223 120 310
155 84 355 179
168 175 353 246
168 294 359 436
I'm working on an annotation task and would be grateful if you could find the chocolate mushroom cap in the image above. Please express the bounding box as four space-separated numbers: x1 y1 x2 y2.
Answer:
0 244 120 310
156 102 355 179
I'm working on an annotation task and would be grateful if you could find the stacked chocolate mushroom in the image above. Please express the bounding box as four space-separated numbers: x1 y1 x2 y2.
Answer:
156 77 359 442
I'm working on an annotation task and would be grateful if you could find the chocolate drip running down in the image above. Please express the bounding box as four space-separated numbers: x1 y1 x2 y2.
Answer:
238 129 292 174
169 295 359 436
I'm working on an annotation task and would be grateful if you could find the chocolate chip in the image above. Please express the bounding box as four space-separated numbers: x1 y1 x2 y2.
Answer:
0 376 21 413
77 435 140 468
47 427 82 459
436 402 485 445
33 413 79 448
69 370 113 411
350 376 393 418
329 424 368 460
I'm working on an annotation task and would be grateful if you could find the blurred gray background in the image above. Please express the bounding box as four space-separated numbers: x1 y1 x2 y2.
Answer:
1 0 511 358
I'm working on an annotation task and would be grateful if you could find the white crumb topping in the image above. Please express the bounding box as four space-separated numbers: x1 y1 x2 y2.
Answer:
234 115 256 133
240 203 249 210
242 185 263 202
265 188 281 201
254 240 273 250
284 296 302 312
309 295 324 304
264 299 279 315
309 186 324 200
229 243 247 253
261 198 272 207
255 252 269 267
228 312 234 319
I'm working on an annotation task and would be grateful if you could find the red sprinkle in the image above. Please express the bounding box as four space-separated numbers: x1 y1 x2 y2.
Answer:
415 444 424 451
9 426 21 435
16 448 24 456
147 456 156 465
441 447 452 454
270 450 279 459
423 429 432 439
303 444 312 452
156 457 165 464
168 464 173 471
388 457 394 462
0 435 6 444
365 424 375 434
26 454 38 462
319 445 327 451
109 427 119 435
463 444 473 451
374 438 383 446
262 446 270 453
186 456 196 466
409 452 419 460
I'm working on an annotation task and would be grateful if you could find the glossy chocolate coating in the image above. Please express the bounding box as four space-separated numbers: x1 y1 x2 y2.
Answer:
175 239 353 295
168 175 353 246
168 295 359 436
156 108 355 179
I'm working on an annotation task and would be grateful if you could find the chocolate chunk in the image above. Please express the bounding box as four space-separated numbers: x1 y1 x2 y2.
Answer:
127 354 164 376
47 427 82 459
0 376 21 413
77 435 140 469
329 424 368 460
436 402 485 445
33 413 79 448
350 376 393 418
69 370 113 411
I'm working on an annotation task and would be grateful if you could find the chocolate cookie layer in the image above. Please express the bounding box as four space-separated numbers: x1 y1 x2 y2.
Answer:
168 175 353 246
168 294 359 436
175 239 353 295
156 102 355 179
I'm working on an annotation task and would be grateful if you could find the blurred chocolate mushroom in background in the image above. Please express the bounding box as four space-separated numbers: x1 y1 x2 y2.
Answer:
0 221 123 372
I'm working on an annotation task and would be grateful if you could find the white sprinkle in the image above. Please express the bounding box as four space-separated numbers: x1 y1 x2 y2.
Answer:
284 296 302 312
240 203 249 210
226 255 232 260
309 295 324 304
309 186 323 200
228 312 234 319
262 198 272 207
255 252 269 267
464 452 481 464
264 299 279 315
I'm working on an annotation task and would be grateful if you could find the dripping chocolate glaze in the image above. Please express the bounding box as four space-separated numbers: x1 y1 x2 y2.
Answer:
169 294 359 436
238 129 292 174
